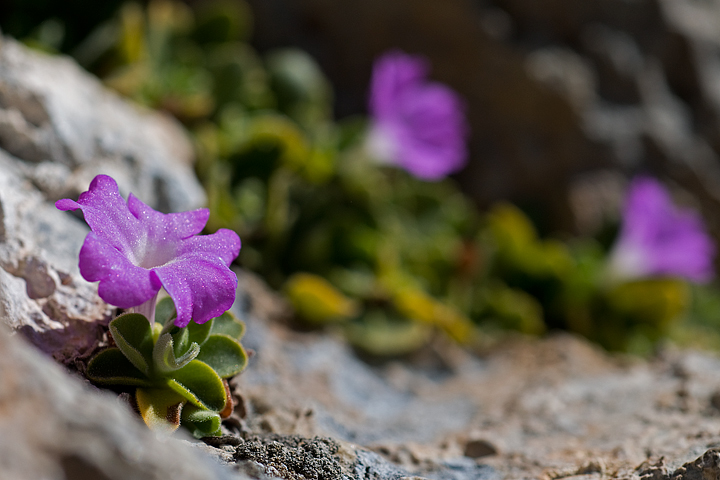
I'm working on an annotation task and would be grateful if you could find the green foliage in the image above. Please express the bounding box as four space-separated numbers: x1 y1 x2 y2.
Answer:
87 297 247 436
346 312 432 357
108 313 154 376
285 273 359 325
65 0 483 355
39 0 717 355
480 204 699 352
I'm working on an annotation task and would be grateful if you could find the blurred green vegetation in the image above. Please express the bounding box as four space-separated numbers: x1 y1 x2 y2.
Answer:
7 0 720 356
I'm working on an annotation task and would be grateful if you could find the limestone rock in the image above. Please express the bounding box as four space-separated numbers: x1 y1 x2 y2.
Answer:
199 433 497 480
0 35 205 212
230 282 720 480
0 328 245 480
0 136 112 364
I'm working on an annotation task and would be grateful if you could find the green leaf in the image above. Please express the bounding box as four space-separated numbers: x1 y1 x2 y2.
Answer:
155 297 177 326
86 348 153 387
172 326 190 357
153 333 200 374
486 286 546 335
186 319 212 349
346 310 432 357
136 388 186 434
152 322 163 343
285 272 359 325
166 359 227 411
209 311 245 340
109 313 154 376
181 405 222 438
195 334 248 378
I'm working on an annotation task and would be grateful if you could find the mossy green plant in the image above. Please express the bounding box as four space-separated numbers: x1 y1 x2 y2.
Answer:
87 297 248 437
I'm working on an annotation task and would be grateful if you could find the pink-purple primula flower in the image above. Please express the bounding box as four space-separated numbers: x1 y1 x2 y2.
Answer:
607 177 715 283
56 175 241 327
366 50 469 181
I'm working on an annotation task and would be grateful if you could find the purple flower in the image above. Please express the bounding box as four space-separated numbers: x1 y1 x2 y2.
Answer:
607 177 715 283
366 50 468 181
56 175 240 327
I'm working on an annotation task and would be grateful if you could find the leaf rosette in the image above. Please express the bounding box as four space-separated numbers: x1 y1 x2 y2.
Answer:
87 297 248 437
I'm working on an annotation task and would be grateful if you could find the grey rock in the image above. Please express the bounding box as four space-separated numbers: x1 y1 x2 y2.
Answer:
230 284 720 480
0 35 205 212
226 272 496 480
0 152 111 364
199 432 497 480
351 449 416 480
0 328 245 480
667 449 720 479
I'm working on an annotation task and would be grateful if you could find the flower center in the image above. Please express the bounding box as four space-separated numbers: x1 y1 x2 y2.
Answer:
132 233 177 269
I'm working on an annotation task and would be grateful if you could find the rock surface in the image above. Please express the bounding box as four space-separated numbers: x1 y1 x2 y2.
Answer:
0 327 243 480
228 272 720 479
0 35 205 212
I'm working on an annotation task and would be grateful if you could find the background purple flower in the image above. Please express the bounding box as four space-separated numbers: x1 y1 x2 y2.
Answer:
366 50 469 181
56 175 241 327
607 177 715 283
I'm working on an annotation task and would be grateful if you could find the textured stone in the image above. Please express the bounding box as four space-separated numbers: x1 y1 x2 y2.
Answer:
229 279 720 479
0 328 244 480
0 151 110 364
0 35 205 211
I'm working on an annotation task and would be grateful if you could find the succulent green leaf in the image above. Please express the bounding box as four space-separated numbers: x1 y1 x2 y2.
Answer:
86 348 153 387
159 320 180 339
171 326 190 357
346 310 432 357
186 319 212 348
195 334 248 378
285 272 359 324
152 322 163 343
209 311 245 340
166 359 227 411
153 333 200 374
109 313 154 376
136 388 186 434
155 297 177 326
181 405 222 438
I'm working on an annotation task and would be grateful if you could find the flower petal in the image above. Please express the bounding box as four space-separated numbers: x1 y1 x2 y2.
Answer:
368 51 468 180
79 232 161 308
370 50 429 120
58 174 241 316
612 177 716 282
56 175 142 260
177 228 241 267
153 253 238 328
127 193 209 239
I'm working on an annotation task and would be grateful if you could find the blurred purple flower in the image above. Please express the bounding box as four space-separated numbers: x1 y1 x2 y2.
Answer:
607 177 715 283
56 175 241 327
366 50 468 180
